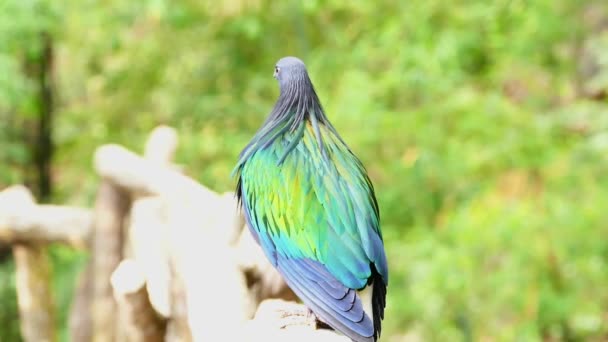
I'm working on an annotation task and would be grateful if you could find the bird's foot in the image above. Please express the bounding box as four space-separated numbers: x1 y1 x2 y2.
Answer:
258 300 334 331
273 303 318 329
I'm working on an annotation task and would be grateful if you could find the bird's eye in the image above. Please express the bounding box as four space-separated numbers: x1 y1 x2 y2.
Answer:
275 66 280 74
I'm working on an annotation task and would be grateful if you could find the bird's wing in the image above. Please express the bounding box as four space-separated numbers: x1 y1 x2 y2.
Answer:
237 122 387 341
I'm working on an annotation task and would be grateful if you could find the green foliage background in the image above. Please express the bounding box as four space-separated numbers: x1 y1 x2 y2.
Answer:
2 0 608 341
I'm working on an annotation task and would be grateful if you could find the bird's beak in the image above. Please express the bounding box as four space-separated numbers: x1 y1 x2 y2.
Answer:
273 70 278 79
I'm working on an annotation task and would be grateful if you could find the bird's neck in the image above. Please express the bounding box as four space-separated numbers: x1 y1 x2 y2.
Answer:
234 79 343 170
269 79 327 128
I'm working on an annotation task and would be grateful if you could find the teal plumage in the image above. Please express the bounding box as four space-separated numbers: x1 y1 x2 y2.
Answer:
234 57 388 342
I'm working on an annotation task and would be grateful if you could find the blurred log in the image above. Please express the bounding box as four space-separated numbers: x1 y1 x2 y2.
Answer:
69 261 93 342
94 144 212 199
143 125 178 165
128 197 171 318
14 244 56 342
94 134 249 340
0 186 56 342
126 125 175 318
165 196 253 341
91 181 129 342
244 299 349 342
164 266 192 342
0 187 92 248
111 259 166 342
93 144 243 243
136 125 190 340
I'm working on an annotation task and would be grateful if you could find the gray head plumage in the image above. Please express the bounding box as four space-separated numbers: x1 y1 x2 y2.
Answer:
273 56 308 90
267 56 326 127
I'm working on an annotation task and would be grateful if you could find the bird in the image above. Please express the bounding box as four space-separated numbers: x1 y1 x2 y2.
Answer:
233 56 388 342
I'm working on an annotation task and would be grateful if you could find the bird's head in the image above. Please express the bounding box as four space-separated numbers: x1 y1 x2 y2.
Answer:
267 56 325 125
273 56 309 90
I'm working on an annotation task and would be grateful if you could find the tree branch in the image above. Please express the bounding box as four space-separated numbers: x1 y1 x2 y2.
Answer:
0 185 92 248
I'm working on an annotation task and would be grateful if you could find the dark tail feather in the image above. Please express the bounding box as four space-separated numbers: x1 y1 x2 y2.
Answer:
371 264 387 341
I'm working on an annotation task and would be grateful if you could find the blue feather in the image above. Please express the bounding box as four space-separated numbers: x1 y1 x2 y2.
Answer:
277 256 375 342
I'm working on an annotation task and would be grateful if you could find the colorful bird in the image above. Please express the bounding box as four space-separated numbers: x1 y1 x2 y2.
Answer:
233 56 388 342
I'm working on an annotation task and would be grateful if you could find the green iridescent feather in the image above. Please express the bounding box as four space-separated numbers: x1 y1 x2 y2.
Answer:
238 119 386 289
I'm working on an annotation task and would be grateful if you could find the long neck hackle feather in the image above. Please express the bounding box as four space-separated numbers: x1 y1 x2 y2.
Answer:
237 60 345 167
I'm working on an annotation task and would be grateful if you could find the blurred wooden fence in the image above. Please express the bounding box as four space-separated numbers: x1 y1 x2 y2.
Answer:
0 126 348 342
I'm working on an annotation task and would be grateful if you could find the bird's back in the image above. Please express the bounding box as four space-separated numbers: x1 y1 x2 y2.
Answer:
237 118 388 341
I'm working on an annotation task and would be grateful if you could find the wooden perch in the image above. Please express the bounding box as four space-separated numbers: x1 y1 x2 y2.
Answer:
244 299 350 342
93 133 251 340
165 266 192 342
128 197 171 318
93 144 243 243
111 259 166 342
0 186 56 342
0 185 92 248
127 125 176 319
165 199 254 341
136 125 191 341
94 144 214 199
91 181 130 342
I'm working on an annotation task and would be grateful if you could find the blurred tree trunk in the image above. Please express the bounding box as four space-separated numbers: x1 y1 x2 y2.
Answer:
91 181 129 342
1 186 57 342
35 32 55 202
13 243 56 342
22 32 55 202
69 262 93 342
